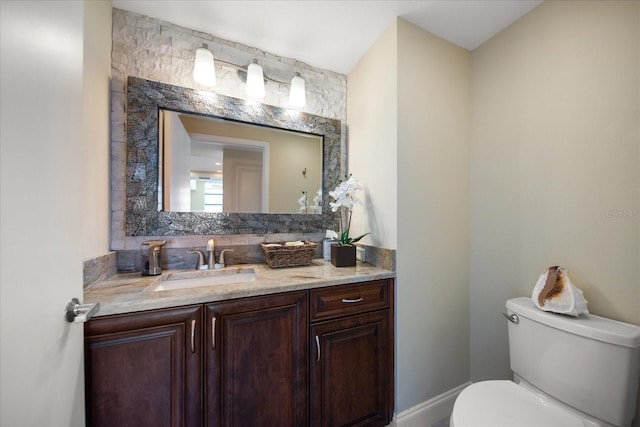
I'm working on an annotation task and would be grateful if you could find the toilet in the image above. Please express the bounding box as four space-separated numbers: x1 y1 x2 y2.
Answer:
451 297 640 427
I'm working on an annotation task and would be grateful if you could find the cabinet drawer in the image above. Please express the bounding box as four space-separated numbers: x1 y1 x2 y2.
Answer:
310 280 390 322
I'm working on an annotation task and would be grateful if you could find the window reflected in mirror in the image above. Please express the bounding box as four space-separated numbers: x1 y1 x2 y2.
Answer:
191 176 223 213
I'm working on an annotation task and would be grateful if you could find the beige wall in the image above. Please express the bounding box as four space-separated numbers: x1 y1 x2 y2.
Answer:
396 19 471 412
81 0 112 259
348 21 398 249
470 0 640 381
348 18 471 414
350 1 638 415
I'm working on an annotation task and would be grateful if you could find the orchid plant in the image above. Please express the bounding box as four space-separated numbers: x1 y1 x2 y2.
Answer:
329 175 369 246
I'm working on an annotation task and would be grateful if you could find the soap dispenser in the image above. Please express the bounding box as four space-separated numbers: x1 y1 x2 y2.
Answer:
141 240 167 276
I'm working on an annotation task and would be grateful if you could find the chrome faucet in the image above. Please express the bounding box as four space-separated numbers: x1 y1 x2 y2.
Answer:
217 249 234 268
188 250 207 270
206 238 215 270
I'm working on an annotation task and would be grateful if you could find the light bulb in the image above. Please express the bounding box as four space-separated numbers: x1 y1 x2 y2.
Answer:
288 73 306 108
246 62 265 99
193 45 216 87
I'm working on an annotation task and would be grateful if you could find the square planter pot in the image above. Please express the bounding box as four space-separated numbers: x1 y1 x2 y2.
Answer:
331 244 356 267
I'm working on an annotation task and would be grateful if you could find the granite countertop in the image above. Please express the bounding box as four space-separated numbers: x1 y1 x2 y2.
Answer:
84 259 395 317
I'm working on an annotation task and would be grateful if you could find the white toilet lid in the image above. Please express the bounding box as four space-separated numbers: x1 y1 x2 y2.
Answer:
451 381 584 427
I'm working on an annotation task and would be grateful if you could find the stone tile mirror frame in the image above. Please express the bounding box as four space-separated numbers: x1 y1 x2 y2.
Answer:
126 77 341 236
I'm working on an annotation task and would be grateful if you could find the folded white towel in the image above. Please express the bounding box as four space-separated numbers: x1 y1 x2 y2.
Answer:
531 266 588 317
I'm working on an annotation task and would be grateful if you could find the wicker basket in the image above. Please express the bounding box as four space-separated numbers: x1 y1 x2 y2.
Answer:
260 241 318 268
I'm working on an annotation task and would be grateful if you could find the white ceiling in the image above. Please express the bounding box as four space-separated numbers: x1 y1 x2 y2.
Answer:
112 0 543 75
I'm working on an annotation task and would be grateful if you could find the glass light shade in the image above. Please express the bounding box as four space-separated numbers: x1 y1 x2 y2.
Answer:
288 73 306 108
193 47 216 87
246 62 265 98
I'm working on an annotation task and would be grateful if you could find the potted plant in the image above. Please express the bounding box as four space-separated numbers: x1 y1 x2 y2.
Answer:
328 175 369 267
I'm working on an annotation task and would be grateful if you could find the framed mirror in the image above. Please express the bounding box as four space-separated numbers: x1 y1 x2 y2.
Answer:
126 77 341 236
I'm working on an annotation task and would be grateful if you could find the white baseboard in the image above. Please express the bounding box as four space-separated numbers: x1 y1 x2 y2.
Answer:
389 382 471 427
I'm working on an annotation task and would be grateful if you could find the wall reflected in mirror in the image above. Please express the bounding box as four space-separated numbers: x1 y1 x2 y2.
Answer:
160 110 323 214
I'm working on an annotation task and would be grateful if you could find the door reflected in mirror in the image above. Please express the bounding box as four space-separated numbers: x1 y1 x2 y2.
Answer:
160 110 323 214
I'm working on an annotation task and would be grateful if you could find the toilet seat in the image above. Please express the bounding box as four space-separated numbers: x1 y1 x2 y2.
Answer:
450 380 584 427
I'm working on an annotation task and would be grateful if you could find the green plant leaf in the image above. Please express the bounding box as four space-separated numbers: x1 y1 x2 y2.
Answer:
349 232 370 244
337 232 369 246
339 230 350 245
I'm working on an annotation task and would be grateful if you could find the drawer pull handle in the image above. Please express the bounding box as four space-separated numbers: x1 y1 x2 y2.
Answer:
315 335 320 362
211 316 216 350
191 319 196 353
342 297 364 303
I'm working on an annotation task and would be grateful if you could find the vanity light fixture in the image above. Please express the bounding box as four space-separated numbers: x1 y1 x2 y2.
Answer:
193 44 216 87
191 46 306 107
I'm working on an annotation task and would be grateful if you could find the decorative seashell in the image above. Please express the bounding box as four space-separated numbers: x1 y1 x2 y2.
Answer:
531 266 588 317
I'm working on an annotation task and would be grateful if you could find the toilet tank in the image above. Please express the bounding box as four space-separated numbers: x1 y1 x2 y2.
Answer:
506 297 640 427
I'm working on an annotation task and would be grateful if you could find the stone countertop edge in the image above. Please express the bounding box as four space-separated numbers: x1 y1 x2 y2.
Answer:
84 259 396 317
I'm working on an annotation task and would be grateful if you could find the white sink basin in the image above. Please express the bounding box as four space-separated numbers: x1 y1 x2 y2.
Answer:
149 267 257 292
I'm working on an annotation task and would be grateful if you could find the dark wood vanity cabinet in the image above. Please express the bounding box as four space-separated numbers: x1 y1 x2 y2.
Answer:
309 279 394 427
84 278 394 427
84 305 203 427
204 291 308 426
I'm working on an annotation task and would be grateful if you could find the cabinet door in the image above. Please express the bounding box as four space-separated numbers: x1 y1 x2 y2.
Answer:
310 310 391 427
205 292 308 427
84 305 202 427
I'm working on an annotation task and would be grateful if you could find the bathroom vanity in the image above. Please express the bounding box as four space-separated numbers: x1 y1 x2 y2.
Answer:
90 75 396 426
83 261 395 427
